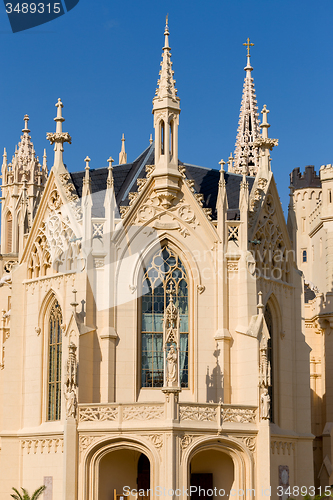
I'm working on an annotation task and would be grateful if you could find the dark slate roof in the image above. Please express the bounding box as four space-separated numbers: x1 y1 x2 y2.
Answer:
70 145 154 217
69 145 255 219
304 283 316 303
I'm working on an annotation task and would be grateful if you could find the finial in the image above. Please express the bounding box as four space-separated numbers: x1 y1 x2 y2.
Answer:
219 159 226 187
257 291 264 315
166 283 175 302
70 289 78 313
227 153 234 173
164 14 170 49
84 156 91 169
56 98 64 114
260 104 270 139
84 157 91 185
219 159 226 172
149 134 153 145
22 114 30 134
46 98 71 168
107 156 114 188
243 37 254 57
119 134 127 164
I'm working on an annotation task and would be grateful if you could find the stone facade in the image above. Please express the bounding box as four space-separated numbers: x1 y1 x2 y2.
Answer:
289 162 333 487
0 22 314 500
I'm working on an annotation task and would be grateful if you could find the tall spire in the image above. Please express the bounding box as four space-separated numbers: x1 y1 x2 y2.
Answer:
46 98 72 170
234 38 261 176
152 17 181 208
154 15 179 103
119 134 127 165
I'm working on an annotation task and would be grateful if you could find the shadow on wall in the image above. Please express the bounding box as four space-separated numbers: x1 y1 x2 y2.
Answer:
206 347 223 403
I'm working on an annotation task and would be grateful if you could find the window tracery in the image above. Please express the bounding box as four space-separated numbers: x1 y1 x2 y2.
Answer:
141 245 188 388
251 194 290 282
28 213 81 279
47 300 62 421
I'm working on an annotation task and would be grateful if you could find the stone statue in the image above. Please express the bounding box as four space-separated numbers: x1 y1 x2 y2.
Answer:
64 385 77 418
166 345 177 386
64 341 78 418
260 388 270 420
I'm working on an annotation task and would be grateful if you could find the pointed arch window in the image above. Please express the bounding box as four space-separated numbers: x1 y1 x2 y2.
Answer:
160 121 165 156
6 212 12 253
47 300 62 421
264 304 274 423
141 245 188 388
169 120 174 158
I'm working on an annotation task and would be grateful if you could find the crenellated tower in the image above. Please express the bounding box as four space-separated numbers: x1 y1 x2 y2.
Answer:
152 17 182 208
232 38 261 175
0 115 48 259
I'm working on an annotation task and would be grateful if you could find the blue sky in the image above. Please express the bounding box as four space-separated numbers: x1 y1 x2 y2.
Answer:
0 0 332 213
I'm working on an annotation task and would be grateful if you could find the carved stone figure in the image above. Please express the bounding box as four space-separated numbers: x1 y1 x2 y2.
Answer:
166 345 177 386
64 341 78 419
64 386 77 418
260 388 270 420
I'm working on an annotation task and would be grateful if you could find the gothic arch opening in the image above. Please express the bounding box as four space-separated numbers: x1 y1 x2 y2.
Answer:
189 448 235 499
98 450 150 500
264 294 281 424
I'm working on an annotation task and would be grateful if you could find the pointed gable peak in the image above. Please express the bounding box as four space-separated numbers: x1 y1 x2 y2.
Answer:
153 16 179 106
17 114 39 168
234 38 261 176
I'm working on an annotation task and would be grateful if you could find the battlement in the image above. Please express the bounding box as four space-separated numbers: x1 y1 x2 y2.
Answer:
320 163 333 181
290 165 321 190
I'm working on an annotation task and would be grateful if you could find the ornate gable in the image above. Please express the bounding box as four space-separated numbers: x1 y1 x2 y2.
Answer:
117 164 217 242
249 179 293 283
21 170 83 279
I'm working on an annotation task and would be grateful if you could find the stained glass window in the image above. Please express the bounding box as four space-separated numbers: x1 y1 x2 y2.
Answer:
141 245 189 388
47 301 62 421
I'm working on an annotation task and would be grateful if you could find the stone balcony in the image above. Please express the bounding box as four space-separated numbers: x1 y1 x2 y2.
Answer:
78 402 258 432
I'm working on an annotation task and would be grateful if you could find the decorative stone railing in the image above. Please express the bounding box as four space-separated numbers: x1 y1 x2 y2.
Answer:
78 403 165 424
179 403 257 425
78 402 257 427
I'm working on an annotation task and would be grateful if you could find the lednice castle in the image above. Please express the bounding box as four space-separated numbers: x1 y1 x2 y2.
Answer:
0 20 331 500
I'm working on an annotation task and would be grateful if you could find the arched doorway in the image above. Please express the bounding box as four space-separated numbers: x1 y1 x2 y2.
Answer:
190 449 235 499
98 450 150 500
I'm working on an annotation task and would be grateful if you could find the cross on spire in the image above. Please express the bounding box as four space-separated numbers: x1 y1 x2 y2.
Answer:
243 37 254 57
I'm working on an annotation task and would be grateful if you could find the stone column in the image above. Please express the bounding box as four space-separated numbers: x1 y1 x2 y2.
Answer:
63 416 78 500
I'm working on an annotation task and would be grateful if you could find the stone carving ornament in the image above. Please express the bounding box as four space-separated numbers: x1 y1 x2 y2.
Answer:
48 189 62 211
179 406 217 422
123 405 164 421
222 407 256 424
79 406 118 422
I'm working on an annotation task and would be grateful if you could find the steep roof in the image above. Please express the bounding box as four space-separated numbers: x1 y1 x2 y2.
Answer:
69 144 255 219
